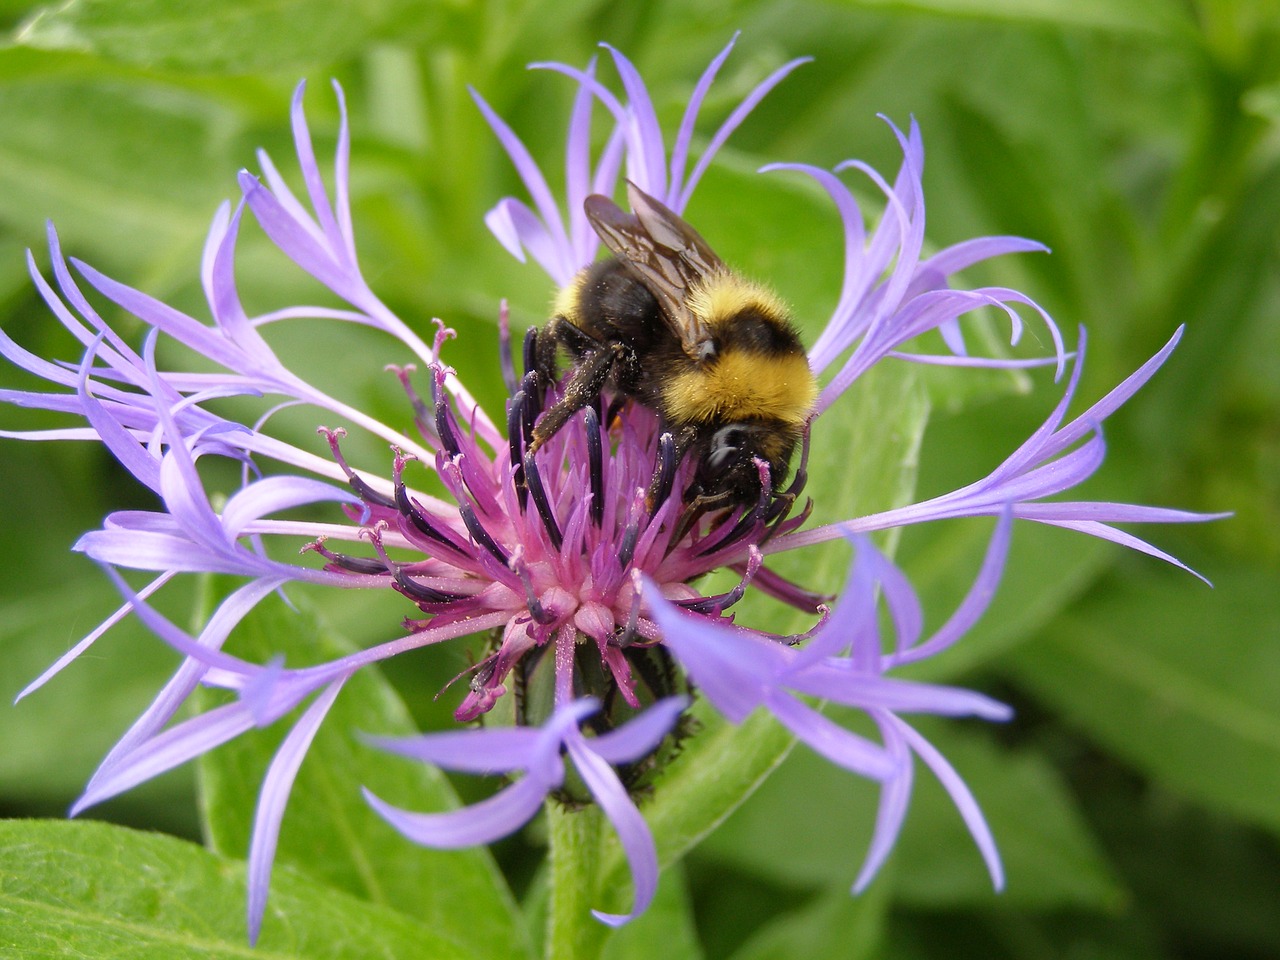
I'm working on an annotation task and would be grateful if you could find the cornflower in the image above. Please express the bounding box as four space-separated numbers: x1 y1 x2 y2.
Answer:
1 35 1218 941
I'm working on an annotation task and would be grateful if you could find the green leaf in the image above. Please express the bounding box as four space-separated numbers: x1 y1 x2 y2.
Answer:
1085 781 1280 959
831 0 1196 40
896 470 1111 681
0 819 481 958
698 717 1123 910
601 863 703 960
725 886 888 960
694 738 879 890
11 0 450 73
0 77 237 270
1006 564 1280 835
197 595 530 960
1242 81 1280 122
890 721 1125 909
0 574 193 820
598 360 930 898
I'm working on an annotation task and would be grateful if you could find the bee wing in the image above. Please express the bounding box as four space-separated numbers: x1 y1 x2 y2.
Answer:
584 182 725 361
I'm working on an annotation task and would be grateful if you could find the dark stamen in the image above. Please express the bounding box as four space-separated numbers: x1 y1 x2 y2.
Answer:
511 551 557 625
765 491 795 525
521 370 542 431
649 432 678 511
458 503 510 566
697 459 772 557
522 325 539 379
679 547 762 614
321 428 397 509
584 406 604 527
308 540 389 575
425 322 457 407
389 365 438 443
669 498 717 549
348 475 397 511
785 602 832 644
765 496 814 546
523 451 564 550
749 557 829 614
507 390 529 509
776 429 812 519
498 300 518 396
612 570 643 646
394 477 461 549
507 391 527 467
604 395 626 429
617 522 639 569
760 427 813 532
434 390 461 458
393 566 465 604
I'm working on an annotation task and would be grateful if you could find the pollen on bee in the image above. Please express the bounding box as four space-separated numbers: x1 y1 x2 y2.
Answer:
552 271 588 322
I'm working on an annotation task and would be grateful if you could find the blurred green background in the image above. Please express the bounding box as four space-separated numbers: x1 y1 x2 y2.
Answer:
0 1 1275 958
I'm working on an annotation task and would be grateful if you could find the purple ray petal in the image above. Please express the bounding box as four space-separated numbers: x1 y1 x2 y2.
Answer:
790 537 879 669
330 79 357 264
367 726 544 773
676 54 811 212
248 676 348 943
668 34 739 205
484 198 570 284
1049 325 1183 457
221 475 357 540
469 86 571 267
647 590 785 721
74 698 258 814
363 772 554 848
240 173 351 298
1028 516 1213 582
789 670 1012 721
897 718 1004 890
852 717 913 892
568 736 659 926
888 509 1013 666
765 691 897 780
588 696 688 765
912 235 1049 289
600 43 666 200
15 572 172 703
74 338 161 492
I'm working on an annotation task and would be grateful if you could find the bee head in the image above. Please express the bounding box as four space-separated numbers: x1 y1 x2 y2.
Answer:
691 421 795 507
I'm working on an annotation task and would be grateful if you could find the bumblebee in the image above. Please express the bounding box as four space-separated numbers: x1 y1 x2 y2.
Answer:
530 182 816 512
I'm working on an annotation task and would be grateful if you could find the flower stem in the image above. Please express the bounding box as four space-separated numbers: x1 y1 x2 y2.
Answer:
545 800 608 960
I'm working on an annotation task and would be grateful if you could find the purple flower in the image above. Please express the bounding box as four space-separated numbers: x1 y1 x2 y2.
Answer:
1 38 1221 939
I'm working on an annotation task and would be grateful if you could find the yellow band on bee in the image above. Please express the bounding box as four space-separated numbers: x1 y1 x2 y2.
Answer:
688 275 789 330
664 351 816 427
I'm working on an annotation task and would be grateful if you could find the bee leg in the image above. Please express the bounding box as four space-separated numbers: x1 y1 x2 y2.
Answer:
534 315 601 385
529 343 620 453
763 488 797 524
533 318 564 385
